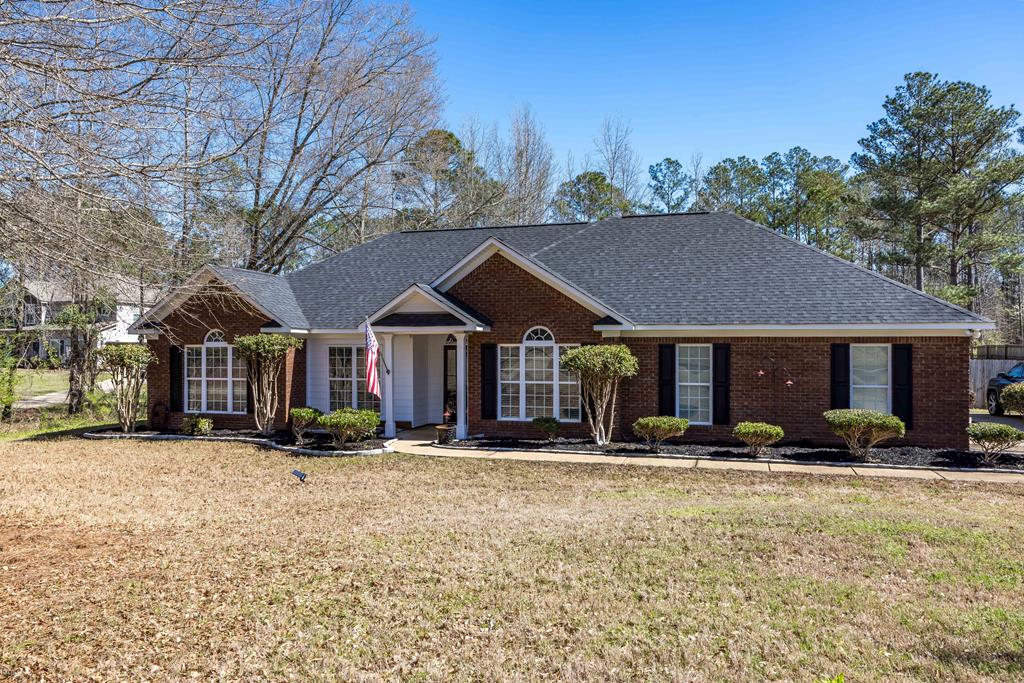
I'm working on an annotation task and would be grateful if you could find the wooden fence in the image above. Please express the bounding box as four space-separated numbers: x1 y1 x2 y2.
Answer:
969 359 1018 408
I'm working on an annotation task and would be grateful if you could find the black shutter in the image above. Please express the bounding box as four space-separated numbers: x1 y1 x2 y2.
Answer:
712 343 730 425
892 343 913 429
481 343 497 420
830 343 850 409
658 344 675 416
169 345 183 412
246 377 255 414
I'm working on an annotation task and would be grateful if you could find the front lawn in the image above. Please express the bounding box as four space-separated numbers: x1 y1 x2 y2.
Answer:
1 440 1022 680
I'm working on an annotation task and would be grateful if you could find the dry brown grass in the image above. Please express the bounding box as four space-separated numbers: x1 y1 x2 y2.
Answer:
1 439 1023 681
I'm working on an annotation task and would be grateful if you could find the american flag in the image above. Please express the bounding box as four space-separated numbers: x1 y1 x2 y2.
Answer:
365 321 381 398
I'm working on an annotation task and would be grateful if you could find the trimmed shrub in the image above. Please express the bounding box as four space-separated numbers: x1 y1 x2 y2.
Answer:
181 415 213 436
632 416 689 453
733 421 784 458
532 416 560 441
823 409 905 461
290 407 322 445
318 408 380 447
967 422 1024 465
1000 383 1024 416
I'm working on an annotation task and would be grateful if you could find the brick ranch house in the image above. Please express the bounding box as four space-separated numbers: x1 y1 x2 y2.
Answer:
130 212 993 450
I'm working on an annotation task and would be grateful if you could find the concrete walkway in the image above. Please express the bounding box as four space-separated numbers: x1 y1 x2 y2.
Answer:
14 379 114 409
392 429 1024 485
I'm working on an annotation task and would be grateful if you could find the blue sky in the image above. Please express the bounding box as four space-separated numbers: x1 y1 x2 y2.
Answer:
413 0 1024 171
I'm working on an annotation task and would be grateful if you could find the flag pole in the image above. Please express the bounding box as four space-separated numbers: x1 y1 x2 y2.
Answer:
367 318 391 375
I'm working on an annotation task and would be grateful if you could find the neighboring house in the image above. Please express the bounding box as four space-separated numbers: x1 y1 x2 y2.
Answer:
3 278 159 362
130 212 993 449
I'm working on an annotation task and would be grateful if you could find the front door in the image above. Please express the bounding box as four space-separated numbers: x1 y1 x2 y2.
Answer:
443 344 457 423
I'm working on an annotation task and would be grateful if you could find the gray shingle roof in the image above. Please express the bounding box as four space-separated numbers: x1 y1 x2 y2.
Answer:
215 212 990 329
208 266 309 329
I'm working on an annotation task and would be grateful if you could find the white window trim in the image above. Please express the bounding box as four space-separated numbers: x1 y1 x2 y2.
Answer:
183 332 247 415
327 345 380 412
676 343 713 426
850 343 892 414
497 328 581 422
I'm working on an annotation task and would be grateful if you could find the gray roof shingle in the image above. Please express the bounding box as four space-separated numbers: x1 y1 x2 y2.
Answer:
214 212 989 329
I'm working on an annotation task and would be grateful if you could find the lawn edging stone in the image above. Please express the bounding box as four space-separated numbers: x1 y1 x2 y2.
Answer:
82 430 396 457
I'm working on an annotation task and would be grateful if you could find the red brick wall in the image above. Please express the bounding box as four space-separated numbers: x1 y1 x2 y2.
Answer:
448 253 604 439
619 336 970 450
146 290 305 432
448 253 971 449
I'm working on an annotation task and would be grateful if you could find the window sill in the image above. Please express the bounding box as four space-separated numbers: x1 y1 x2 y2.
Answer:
183 410 248 416
496 417 582 424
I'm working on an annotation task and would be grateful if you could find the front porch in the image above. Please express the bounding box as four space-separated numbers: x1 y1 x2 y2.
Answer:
304 328 470 440
378 330 468 439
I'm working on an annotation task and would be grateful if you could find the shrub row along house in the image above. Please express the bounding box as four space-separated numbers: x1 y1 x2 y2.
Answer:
130 212 992 449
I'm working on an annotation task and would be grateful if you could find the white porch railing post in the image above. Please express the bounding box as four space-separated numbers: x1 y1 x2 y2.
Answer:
382 333 396 437
455 332 467 439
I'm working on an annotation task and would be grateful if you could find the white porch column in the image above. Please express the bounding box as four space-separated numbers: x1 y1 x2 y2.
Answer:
382 333 396 437
455 332 467 439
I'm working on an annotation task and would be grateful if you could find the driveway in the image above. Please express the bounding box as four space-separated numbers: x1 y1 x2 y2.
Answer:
13 379 114 410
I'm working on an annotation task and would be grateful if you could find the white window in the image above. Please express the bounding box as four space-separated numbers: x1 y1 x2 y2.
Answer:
851 344 890 413
677 344 712 425
184 329 247 414
498 327 580 421
328 345 381 412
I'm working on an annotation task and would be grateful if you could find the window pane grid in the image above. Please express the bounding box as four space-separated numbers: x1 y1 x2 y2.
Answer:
185 340 246 414
498 340 580 422
677 344 712 424
499 346 521 419
851 345 890 413
329 346 379 412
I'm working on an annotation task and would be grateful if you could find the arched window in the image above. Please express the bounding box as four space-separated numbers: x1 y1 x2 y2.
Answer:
498 327 580 422
523 327 554 343
184 329 247 414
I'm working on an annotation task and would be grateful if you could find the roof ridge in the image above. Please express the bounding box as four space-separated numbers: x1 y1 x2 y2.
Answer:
528 221 599 258
399 220 587 234
213 264 284 278
722 211 992 324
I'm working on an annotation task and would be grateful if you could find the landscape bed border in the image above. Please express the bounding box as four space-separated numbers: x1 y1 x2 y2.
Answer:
436 441 1024 475
82 430 396 457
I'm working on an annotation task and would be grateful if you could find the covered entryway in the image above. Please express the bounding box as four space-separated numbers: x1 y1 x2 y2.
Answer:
365 284 489 439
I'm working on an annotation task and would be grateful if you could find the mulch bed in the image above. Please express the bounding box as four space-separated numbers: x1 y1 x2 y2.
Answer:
453 437 1024 470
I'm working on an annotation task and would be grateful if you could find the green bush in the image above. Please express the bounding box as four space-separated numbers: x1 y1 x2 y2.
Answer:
290 407 322 445
632 416 689 453
733 421 784 457
318 408 380 447
967 422 1024 465
1000 383 1024 416
823 409 905 461
532 416 560 441
181 415 213 436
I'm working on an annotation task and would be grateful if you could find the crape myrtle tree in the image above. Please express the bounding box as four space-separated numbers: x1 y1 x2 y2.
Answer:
51 290 116 414
98 344 155 433
560 344 639 446
232 334 304 435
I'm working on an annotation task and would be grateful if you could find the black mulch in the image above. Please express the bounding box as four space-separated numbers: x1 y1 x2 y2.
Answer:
452 437 1024 471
